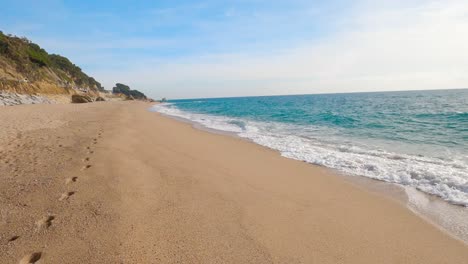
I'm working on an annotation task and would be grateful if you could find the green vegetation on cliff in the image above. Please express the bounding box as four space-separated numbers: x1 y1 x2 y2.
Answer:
0 30 103 91
112 83 147 100
48 54 102 88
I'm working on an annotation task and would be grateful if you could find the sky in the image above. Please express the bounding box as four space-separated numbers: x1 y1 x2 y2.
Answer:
2 0 468 99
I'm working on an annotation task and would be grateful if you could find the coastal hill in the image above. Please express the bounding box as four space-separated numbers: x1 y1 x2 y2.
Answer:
112 83 147 100
0 30 103 96
0 30 151 105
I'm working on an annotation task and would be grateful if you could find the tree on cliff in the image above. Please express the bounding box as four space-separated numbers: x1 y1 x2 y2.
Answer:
112 83 147 100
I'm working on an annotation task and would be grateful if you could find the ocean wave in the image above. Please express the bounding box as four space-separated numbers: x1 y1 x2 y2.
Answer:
151 103 468 206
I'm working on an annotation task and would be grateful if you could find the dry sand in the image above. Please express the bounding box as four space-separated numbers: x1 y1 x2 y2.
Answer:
0 101 467 263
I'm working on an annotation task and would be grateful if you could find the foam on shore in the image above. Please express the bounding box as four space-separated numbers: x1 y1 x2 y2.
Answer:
152 102 468 244
152 103 468 207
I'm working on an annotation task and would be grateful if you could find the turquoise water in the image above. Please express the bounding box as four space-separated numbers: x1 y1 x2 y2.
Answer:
153 89 468 206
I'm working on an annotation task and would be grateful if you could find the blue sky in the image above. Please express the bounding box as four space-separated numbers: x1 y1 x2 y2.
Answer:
2 0 468 99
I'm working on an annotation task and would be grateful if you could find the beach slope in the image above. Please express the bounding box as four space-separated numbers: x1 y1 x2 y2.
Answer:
0 101 467 263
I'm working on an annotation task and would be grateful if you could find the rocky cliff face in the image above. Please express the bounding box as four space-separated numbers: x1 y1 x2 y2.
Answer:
0 31 102 97
0 92 52 106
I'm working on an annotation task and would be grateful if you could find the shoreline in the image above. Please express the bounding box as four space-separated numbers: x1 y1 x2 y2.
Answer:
153 105 468 245
337 170 468 245
1 101 467 263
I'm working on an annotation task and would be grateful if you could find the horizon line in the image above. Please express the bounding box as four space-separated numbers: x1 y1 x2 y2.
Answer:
167 87 468 101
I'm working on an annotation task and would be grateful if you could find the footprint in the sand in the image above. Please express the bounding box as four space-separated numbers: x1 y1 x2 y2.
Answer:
8 235 19 242
81 164 92 170
35 215 54 231
83 157 90 162
65 177 78 185
19 252 42 264
59 191 75 201
86 146 94 154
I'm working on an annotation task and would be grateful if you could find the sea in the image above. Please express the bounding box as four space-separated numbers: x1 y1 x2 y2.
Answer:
151 89 468 242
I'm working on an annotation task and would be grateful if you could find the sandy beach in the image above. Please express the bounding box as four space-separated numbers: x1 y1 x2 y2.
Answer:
0 101 467 263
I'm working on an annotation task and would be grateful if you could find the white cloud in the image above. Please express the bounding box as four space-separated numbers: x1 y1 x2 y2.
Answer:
92 0 468 99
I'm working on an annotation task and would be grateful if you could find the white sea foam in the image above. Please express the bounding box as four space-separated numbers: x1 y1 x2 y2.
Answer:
151 103 468 207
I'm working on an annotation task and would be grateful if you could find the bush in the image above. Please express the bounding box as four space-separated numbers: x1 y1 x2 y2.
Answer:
113 83 131 94
27 50 49 66
0 40 7 54
0 32 8 54
88 77 104 91
50 54 79 74
27 45 50 66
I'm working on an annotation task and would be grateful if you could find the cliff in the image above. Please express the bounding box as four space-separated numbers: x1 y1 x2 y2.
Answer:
112 83 147 100
0 30 103 96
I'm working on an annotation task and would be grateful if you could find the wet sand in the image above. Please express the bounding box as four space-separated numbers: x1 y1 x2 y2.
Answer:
1 101 467 263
